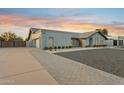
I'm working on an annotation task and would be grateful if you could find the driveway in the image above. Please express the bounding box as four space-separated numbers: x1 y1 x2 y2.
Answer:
2 47 124 85
0 48 58 85
31 48 124 85
55 48 124 78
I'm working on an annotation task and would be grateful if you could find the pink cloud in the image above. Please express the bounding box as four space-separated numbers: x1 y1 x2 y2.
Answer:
0 13 124 37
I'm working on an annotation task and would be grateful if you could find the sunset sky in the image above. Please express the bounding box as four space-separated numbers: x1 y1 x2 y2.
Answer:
0 8 124 38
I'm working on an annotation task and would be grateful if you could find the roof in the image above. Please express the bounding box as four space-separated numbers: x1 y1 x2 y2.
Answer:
27 28 42 40
80 31 96 38
31 28 79 34
27 28 108 40
27 28 80 40
107 36 124 40
80 31 108 40
31 28 39 32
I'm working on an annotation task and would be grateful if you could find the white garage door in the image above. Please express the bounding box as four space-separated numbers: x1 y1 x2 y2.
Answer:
36 39 40 48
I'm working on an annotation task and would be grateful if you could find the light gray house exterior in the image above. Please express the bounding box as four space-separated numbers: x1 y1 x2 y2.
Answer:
27 28 108 49
106 36 124 47
79 31 107 47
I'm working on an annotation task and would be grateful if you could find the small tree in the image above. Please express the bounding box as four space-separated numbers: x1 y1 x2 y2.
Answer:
96 29 102 32
0 36 4 41
0 32 16 41
101 28 108 36
0 32 24 41
25 37 28 41
96 28 108 36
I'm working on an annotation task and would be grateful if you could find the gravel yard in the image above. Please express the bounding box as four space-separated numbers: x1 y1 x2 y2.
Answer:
55 48 124 78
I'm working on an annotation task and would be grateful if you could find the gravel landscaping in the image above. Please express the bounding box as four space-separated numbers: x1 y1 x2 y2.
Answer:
55 48 124 78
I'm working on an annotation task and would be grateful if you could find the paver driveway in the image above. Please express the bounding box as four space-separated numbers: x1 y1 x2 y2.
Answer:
31 48 124 85
55 48 124 78
0 48 57 85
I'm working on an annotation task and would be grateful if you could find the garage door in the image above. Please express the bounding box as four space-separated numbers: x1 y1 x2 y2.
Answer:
36 39 40 48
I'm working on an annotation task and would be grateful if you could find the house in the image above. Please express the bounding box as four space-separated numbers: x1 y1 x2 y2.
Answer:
27 28 76 48
106 36 124 47
79 31 107 47
27 28 108 49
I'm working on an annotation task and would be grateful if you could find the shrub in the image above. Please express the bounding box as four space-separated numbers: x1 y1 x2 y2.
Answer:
86 45 90 47
44 47 48 50
49 47 53 51
66 46 69 48
54 46 57 51
69 46 72 48
58 46 61 49
62 46 65 49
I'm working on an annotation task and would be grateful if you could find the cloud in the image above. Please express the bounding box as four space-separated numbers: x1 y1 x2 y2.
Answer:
0 13 47 28
0 13 124 37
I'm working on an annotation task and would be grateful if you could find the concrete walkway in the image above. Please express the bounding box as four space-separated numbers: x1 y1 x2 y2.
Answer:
0 48 58 85
46 47 108 53
31 49 124 84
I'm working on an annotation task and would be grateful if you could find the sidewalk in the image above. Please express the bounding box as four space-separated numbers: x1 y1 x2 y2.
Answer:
0 48 58 85
46 47 105 53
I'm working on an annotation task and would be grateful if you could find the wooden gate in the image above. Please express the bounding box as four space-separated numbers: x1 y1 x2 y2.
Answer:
0 41 26 47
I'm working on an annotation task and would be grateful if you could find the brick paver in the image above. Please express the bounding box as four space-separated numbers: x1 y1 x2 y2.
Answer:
55 49 124 78
31 49 124 85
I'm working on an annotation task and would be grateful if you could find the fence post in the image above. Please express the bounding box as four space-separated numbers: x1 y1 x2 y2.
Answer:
14 41 15 47
0 41 1 47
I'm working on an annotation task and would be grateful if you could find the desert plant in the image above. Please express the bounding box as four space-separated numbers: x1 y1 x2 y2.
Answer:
69 46 72 48
54 46 57 51
0 32 24 41
44 47 48 50
58 46 61 49
66 46 69 48
49 47 53 51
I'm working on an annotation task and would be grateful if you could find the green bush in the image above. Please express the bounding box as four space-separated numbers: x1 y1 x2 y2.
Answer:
54 46 57 51
58 46 61 49
66 46 69 48
44 47 48 50
69 46 72 48
49 47 53 51
62 46 65 49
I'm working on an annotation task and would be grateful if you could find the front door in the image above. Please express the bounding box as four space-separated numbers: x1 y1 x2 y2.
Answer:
48 37 54 47
79 38 83 47
89 37 93 46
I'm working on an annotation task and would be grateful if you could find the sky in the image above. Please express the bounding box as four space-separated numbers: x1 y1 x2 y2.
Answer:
0 8 124 38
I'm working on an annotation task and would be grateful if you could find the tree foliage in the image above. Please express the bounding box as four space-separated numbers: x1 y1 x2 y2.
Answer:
0 32 24 41
96 28 108 36
101 28 108 36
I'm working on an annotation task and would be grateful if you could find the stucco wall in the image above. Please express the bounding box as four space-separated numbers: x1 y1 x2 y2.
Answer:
83 32 106 47
105 40 113 46
27 30 41 48
118 36 124 46
84 38 89 46
41 30 72 48
28 29 108 48
30 30 41 40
